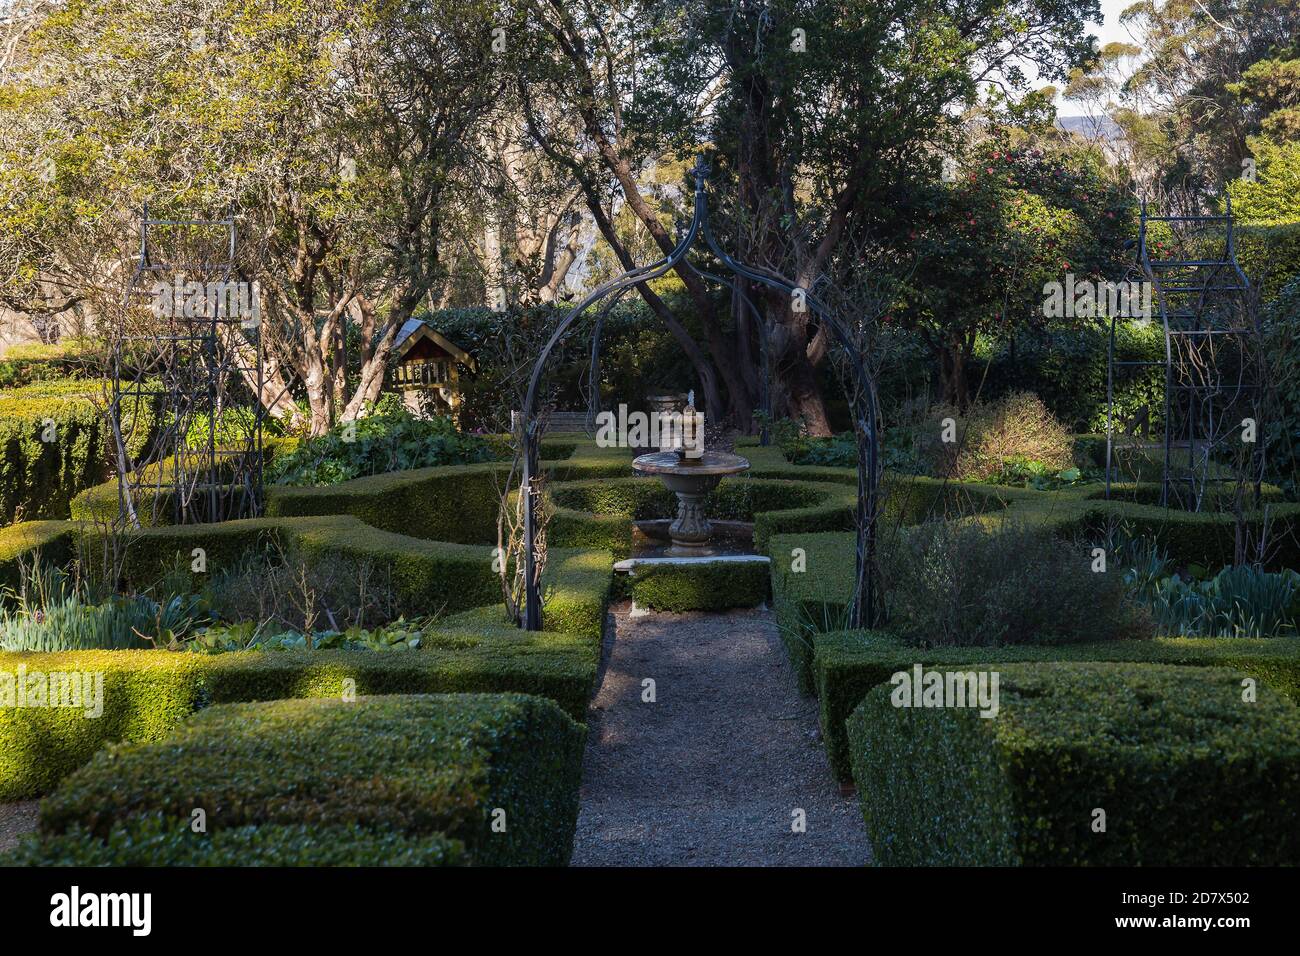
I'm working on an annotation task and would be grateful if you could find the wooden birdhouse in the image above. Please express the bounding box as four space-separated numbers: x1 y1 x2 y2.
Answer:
390 319 475 419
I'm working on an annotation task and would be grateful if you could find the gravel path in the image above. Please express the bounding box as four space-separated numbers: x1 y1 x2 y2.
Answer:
0 801 38 855
571 603 872 866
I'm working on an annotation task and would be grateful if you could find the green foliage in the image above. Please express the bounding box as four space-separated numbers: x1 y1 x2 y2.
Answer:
618 560 769 612
185 405 282 450
887 521 1152 647
34 693 585 867
980 320 1165 434
266 409 495 486
0 559 208 652
187 617 436 653
1234 222 1300 303
0 595 199 652
849 663 1300 865
0 339 101 389
897 144 1135 399
814 629 1300 782
1264 274 1300 494
6 813 466 867
1228 137 1300 225
1143 565 1300 638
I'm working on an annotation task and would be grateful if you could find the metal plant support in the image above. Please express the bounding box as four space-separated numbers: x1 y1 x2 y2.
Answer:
520 157 881 631
111 207 264 526
1105 198 1262 509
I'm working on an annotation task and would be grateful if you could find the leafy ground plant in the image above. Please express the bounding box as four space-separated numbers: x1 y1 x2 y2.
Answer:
186 617 437 653
1145 566 1300 638
0 557 208 652
266 408 496 486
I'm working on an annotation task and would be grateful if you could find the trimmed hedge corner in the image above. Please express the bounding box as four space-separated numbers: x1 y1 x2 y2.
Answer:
849 662 1300 866
32 693 585 866
815 629 1300 782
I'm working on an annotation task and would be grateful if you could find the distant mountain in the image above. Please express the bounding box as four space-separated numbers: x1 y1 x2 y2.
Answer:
1056 115 1124 141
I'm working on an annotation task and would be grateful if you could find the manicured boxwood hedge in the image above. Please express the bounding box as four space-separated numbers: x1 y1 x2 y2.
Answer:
849 662 1300 865
617 559 770 612
0 380 160 524
768 532 858 694
0 516 506 616
27 693 585 867
0 637 597 802
816 629 1300 782
7 814 467 866
0 544 611 801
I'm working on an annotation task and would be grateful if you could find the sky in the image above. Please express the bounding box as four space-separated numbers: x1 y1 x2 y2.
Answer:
1055 0 1140 111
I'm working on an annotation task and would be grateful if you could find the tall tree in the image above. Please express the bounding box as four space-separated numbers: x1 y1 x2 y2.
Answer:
0 0 497 434
511 0 1102 432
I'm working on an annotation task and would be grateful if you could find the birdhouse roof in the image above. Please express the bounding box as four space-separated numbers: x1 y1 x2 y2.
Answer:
391 319 474 367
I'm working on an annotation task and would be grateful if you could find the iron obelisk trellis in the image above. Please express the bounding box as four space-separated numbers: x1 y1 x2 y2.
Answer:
112 207 265 526
519 156 881 631
1105 196 1262 510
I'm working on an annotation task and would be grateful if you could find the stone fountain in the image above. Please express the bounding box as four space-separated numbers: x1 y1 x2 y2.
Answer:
631 392 749 550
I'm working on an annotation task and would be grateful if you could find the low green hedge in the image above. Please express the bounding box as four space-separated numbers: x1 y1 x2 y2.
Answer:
0 516 505 617
0 521 77 594
7 814 467 866
768 532 858 694
616 560 770 612
27 693 585 866
0 380 160 524
849 662 1300 865
0 546 611 801
817 629 1300 781
0 387 104 524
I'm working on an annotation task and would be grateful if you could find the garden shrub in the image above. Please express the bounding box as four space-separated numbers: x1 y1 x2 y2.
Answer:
1236 221 1300 303
886 521 1152 648
7 814 466 867
924 391 1074 482
0 385 105 523
266 408 496 486
979 322 1165 434
769 532 860 694
0 649 207 799
618 559 770 612
0 340 104 388
815 630 1300 781
849 662 1300 865
0 641 598 801
35 693 586 866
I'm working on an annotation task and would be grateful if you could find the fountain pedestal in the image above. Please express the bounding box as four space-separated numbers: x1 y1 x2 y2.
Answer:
631 450 750 550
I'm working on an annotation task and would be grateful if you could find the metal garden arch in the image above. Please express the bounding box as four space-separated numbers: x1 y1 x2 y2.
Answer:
519 156 882 631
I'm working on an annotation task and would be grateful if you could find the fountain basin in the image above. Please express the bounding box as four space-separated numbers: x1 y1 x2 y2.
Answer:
631 449 750 549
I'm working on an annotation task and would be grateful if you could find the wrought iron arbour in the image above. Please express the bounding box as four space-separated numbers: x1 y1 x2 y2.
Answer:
520 156 882 631
111 208 264 527
1105 197 1262 509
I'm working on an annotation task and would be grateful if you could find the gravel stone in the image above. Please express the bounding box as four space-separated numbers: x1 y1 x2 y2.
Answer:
571 602 873 866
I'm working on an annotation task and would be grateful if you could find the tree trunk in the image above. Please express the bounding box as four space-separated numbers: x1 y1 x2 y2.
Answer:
938 341 970 408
